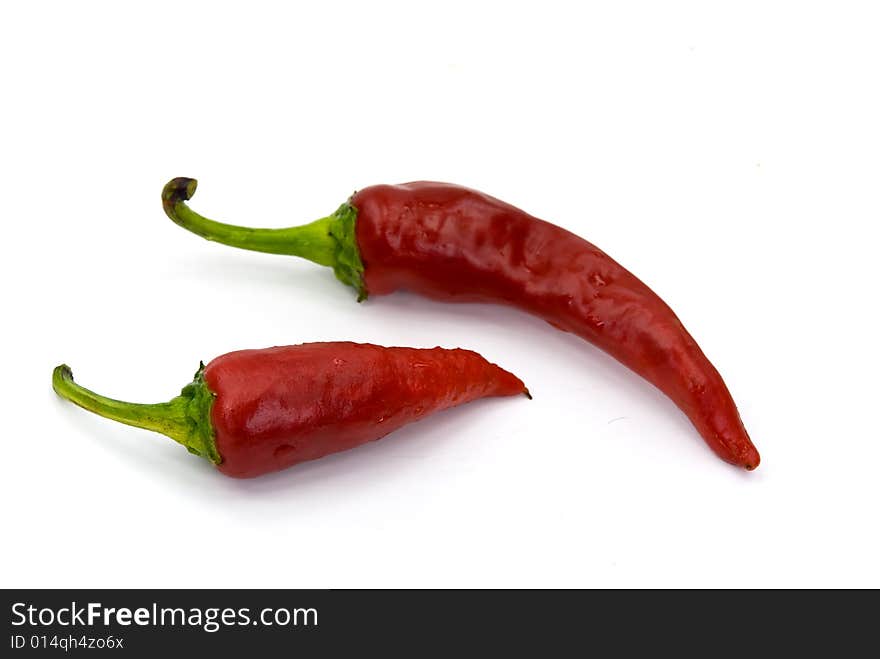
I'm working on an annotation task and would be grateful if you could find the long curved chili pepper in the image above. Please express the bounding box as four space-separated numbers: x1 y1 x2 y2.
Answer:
162 178 760 470
53 342 528 478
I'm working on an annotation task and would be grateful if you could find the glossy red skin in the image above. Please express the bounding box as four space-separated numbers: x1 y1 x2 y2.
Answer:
352 182 759 469
203 342 526 478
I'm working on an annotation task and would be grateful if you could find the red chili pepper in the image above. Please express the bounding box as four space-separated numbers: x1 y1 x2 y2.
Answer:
52 342 528 478
162 178 760 470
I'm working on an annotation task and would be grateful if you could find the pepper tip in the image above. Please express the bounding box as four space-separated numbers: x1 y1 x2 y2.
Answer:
739 445 761 471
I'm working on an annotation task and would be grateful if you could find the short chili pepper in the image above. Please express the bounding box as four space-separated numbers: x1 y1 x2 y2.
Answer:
162 178 760 470
52 342 528 478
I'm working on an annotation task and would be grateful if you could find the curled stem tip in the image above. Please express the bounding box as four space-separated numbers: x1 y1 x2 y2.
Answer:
162 177 198 211
53 363 74 389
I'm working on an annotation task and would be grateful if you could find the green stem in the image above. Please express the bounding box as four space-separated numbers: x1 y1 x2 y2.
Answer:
162 177 367 300
52 363 220 464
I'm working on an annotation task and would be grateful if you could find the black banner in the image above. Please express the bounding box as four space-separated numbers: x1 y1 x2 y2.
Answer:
2 589 873 654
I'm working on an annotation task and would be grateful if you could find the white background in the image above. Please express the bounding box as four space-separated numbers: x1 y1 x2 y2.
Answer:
2 1 878 588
